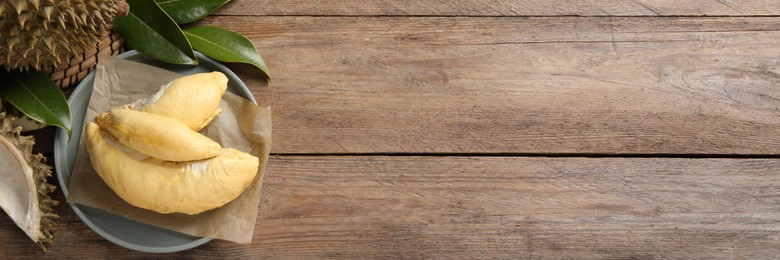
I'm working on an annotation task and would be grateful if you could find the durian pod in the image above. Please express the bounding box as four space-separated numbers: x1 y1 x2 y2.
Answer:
0 112 58 251
85 123 260 215
0 0 128 71
95 108 221 162
139 72 229 131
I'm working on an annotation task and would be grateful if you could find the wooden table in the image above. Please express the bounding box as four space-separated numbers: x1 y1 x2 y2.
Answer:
4 1 780 258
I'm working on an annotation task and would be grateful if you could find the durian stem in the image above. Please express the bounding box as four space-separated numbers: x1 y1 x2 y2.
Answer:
116 1 129 17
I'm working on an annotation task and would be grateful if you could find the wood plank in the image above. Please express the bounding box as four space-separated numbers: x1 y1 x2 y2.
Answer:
4 156 780 258
216 0 780 16
202 16 780 154
32 17 780 155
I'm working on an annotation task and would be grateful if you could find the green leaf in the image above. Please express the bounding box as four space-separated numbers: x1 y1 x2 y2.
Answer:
0 69 72 137
114 0 197 65
184 26 270 80
157 0 230 24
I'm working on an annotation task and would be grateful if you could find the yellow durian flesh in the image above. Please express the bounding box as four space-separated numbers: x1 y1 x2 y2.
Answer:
85 122 260 215
96 108 221 162
141 72 229 131
0 113 57 250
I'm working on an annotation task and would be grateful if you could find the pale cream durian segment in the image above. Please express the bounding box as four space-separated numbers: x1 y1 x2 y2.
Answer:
142 72 229 131
85 123 260 215
96 108 221 162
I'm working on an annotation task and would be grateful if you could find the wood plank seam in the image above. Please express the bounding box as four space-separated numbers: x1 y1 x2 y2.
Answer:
269 153 780 158
210 14 780 18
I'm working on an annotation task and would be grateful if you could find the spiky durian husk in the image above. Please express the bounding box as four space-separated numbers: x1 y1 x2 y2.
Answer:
0 112 58 250
0 0 120 71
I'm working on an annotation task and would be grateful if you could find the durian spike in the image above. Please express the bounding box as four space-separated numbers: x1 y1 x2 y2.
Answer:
34 53 41 68
38 5 53 22
66 8 77 25
56 16 65 31
89 35 101 46
92 10 104 24
99 3 111 12
10 0 28 15
31 26 42 37
27 34 40 52
74 37 89 52
79 13 87 25
28 0 41 10
56 0 70 9
20 46 30 59
42 36 54 51
8 25 20 36
47 49 60 66
76 2 88 17
6 37 20 51
18 12 33 28
59 42 72 56
5 55 12 69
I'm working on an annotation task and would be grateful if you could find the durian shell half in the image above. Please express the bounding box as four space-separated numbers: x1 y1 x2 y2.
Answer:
0 112 58 250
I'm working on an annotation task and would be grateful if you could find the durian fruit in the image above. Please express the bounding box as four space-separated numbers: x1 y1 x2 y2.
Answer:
85 122 259 215
0 0 125 71
139 72 229 131
95 108 221 162
0 112 57 250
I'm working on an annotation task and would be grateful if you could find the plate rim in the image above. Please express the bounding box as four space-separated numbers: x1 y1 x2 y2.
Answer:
54 50 256 253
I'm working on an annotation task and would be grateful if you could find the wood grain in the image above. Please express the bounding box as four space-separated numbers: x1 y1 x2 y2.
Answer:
4 156 780 258
215 0 780 16
7 1 780 258
202 16 780 154
31 16 780 155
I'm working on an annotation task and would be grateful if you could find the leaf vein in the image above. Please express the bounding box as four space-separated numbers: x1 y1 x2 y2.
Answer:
186 31 246 60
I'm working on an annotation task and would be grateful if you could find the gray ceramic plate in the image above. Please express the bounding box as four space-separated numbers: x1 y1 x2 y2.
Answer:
54 50 257 253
